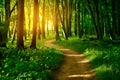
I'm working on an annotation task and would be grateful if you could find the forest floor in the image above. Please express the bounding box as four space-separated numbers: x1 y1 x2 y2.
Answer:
45 40 97 80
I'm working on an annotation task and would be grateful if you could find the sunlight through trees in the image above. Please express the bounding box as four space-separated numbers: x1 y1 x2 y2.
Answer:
0 0 120 47
0 0 120 79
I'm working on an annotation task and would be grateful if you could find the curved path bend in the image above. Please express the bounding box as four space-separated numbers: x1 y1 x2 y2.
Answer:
45 40 96 80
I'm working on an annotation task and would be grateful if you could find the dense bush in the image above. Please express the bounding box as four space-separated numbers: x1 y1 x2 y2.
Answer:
0 47 63 80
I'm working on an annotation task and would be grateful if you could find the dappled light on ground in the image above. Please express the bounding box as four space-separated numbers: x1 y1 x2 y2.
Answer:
68 73 95 79
77 59 89 63
64 53 84 57
45 40 96 80
60 48 70 51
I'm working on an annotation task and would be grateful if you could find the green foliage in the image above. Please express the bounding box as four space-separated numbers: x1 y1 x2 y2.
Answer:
0 47 63 80
83 15 94 30
0 0 3 7
54 37 120 80
84 47 120 80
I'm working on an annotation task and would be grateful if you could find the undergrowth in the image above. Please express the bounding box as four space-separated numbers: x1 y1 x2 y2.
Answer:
84 46 120 80
54 37 120 80
0 46 63 80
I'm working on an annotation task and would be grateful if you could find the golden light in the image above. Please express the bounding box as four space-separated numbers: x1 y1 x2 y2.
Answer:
39 14 54 31
39 14 42 21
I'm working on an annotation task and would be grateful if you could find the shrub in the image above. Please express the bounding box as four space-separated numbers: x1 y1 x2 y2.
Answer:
0 46 63 80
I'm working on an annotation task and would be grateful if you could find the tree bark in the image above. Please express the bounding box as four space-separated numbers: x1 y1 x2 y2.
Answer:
62 0 68 40
87 0 103 41
68 0 73 37
74 0 77 36
111 0 117 40
17 0 24 49
42 0 45 39
104 0 114 39
77 1 82 38
30 0 39 48
54 0 60 40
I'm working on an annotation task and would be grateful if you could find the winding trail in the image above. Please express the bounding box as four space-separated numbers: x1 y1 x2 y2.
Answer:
45 40 96 80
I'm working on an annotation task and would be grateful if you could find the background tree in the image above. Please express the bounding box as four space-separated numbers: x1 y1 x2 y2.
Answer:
41 0 45 39
68 0 73 37
54 0 60 40
30 0 39 48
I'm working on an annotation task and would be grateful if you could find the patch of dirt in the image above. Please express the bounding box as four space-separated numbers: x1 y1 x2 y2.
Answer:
45 40 96 80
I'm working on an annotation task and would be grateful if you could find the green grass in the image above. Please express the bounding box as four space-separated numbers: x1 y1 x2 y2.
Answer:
53 37 99 53
0 46 63 80
53 37 120 80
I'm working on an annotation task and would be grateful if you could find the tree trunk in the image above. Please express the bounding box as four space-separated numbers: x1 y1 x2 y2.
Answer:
87 0 103 41
104 0 114 39
68 0 73 37
1 0 11 47
42 0 45 39
54 0 60 40
30 0 39 48
12 17 17 44
46 20 49 36
28 10 31 37
65 0 69 37
116 0 120 36
81 2 84 36
77 1 82 38
62 0 68 40
94 0 103 40
17 0 24 49
111 0 117 40
74 0 77 36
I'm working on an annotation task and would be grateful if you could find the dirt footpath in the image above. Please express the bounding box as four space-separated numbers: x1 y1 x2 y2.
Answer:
45 40 96 80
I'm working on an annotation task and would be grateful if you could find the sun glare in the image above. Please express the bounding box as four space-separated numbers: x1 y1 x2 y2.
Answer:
39 15 42 21
39 14 54 30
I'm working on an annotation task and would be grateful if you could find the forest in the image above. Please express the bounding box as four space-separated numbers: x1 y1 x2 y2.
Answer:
0 0 120 80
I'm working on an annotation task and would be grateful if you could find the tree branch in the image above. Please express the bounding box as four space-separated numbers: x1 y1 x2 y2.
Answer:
10 1 18 15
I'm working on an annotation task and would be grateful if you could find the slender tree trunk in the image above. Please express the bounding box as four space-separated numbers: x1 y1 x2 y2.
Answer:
30 0 39 48
54 0 60 40
17 0 24 49
46 20 49 36
74 0 77 36
81 2 84 36
116 0 120 36
42 0 45 39
111 0 117 40
65 0 69 37
68 0 73 37
87 0 103 41
12 2 18 44
26 0 32 37
77 2 81 38
37 3 41 39
5 0 10 28
12 25 17 44
28 11 31 37
62 0 68 40
104 0 114 39
94 0 103 40
57 0 68 40
1 0 11 47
